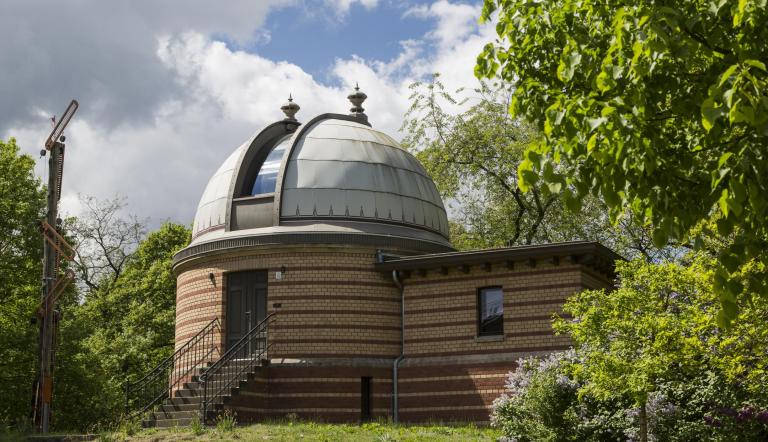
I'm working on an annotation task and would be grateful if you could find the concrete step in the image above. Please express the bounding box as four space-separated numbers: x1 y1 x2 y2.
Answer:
144 417 194 428
193 367 260 383
174 387 202 398
142 361 264 428
160 402 199 413
152 409 198 421
166 395 201 406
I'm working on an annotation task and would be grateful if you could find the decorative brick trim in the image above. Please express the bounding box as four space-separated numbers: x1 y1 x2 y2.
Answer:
175 300 221 317
405 266 580 286
407 320 476 330
276 353 399 359
504 298 568 308
273 280 394 288
406 305 474 315
406 345 570 357
175 315 219 330
275 324 401 331
275 310 400 317
273 338 400 346
269 294 399 303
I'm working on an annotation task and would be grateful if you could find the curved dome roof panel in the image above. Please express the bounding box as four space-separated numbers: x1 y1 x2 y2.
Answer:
279 118 449 238
191 138 250 240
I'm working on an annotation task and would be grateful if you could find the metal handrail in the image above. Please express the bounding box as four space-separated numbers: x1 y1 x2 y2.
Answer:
200 313 274 423
125 317 221 418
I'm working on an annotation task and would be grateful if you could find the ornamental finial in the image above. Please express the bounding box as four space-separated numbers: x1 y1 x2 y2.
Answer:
347 83 368 122
281 94 300 121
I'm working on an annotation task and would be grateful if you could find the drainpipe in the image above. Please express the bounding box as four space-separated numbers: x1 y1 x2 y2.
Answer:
391 269 405 423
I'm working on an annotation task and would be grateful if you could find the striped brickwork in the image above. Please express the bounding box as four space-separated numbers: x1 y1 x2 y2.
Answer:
398 362 512 423
174 245 401 365
173 243 613 423
225 365 392 423
396 261 612 422
402 262 587 358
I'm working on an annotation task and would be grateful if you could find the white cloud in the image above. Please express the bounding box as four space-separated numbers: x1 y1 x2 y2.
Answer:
405 0 482 50
3 1 494 227
326 0 379 16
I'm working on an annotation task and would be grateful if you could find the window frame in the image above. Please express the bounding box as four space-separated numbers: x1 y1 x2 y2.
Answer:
476 286 504 337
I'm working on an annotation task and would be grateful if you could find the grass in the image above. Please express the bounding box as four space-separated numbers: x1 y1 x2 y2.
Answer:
110 420 502 441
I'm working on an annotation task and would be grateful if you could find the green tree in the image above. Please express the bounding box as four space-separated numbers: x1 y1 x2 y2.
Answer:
476 0 768 323
53 221 190 430
0 138 46 428
402 75 669 260
554 257 768 441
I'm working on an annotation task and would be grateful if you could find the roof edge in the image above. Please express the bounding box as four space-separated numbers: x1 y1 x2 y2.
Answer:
172 230 455 273
374 240 623 275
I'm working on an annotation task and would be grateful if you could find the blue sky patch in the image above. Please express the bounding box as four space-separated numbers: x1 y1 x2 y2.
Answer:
214 1 437 83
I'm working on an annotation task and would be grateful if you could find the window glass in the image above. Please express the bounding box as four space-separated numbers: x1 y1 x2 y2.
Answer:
251 136 291 195
478 287 504 336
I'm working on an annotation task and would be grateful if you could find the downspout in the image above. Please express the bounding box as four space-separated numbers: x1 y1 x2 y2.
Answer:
391 269 405 423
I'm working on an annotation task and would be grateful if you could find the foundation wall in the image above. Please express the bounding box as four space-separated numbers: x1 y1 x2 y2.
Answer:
226 365 392 423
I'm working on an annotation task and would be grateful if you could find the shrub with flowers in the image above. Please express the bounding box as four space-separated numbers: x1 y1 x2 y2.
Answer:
492 255 768 441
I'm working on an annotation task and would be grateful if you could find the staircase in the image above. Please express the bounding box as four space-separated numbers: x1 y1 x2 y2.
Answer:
142 366 206 427
142 360 267 427
126 314 273 428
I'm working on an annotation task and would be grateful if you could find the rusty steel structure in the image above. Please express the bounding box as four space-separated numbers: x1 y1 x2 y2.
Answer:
32 99 78 433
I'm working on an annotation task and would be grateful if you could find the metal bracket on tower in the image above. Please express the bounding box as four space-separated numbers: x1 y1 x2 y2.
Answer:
39 220 75 262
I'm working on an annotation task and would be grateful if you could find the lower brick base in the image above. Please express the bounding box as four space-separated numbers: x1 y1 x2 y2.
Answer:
398 362 512 423
224 365 392 423
221 360 513 424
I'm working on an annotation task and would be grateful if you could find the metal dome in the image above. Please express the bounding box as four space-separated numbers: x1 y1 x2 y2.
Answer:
187 113 451 253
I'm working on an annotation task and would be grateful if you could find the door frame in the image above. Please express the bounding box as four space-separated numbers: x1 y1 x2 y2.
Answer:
224 270 268 355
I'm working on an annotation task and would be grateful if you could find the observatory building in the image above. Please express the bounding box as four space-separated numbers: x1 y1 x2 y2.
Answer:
160 88 619 425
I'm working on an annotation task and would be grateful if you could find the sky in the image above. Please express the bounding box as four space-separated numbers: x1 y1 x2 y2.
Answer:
1 0 493 228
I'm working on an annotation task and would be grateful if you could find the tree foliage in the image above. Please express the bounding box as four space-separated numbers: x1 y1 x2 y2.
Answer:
553 256 768 440
402 76 557 247
0 160 189 431
0 138 46 428
53 221 190 430
402 75 670 261
476 0 768 323
493 254 768 441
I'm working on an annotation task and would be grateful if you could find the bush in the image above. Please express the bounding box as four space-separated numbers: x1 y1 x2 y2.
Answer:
492 352 768 442
491 351 582 441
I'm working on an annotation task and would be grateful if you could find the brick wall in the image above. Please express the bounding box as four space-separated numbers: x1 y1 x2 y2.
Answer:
394 260 612 422
225 365 392 423
174 244 613 423
401 261 597 358
398 362 511 423
174 245 401 364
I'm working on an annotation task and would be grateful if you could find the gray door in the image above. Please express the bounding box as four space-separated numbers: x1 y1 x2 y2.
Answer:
226 270 267 355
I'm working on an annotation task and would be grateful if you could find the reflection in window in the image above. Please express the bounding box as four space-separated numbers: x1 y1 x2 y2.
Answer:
251 136 291 195
478 287 504 336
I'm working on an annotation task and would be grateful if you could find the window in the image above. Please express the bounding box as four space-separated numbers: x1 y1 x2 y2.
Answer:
251 135 291 195
477 287 504 336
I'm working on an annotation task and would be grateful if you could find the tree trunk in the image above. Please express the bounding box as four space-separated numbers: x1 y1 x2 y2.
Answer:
639 399 648 442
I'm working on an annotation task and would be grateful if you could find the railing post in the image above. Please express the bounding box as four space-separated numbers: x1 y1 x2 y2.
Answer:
201 373 208 425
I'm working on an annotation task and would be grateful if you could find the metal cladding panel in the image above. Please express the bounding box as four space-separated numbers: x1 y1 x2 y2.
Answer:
190 115 450 250
280 118 449 238
191 140 250 240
